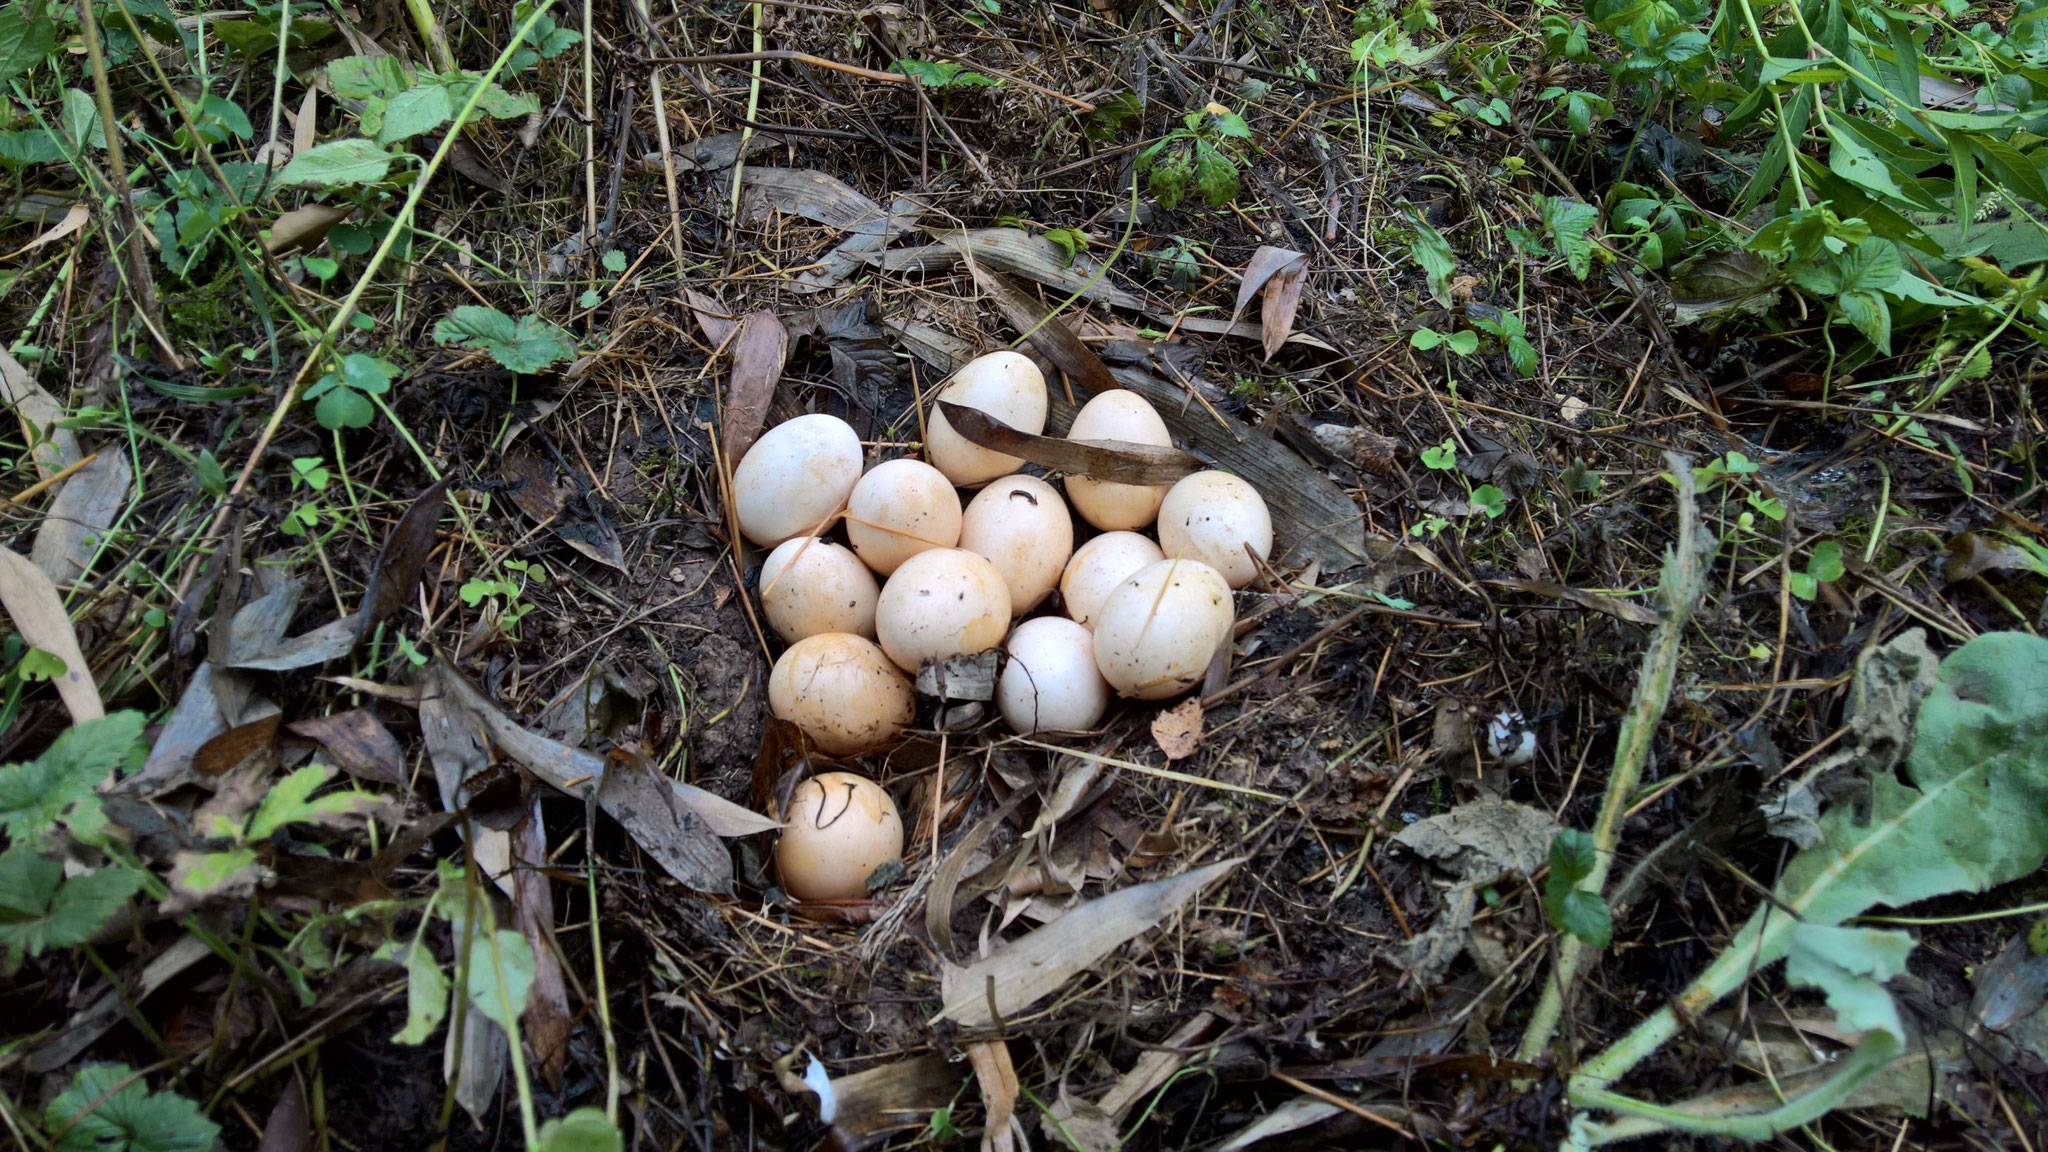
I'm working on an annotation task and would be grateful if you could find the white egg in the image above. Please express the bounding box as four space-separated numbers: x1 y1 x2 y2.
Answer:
998 617 1108 734
1062 390 1174 531
1157 471 1274 590
768 633 914 755
958 474 1073 613
1092 558 1234 700
925 351 1048 485
776 771 904 901
874 548 1012 672
845 459 963 576
759 537 879 643
732 414 864 547
1059 531 1165 629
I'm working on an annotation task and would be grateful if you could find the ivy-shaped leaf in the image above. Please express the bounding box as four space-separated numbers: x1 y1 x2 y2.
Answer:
47 1063 219 1152
0 712 144 843
433 306 576 373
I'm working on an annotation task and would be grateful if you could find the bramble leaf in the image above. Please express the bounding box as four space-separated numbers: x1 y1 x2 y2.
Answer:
47 1063 219 1152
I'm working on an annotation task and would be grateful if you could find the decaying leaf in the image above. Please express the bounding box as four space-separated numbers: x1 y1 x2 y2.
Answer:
192 713 281 778
593 748 733 895
0 345 77 476
816 1055 966 1149
724 311 787 462
227 615 362 671
1669 249 1780 327
1944 530 2048 585
1231 246 1309 360
1150 698 1204 760
263 203 352 254
31 448 131 585
289 709 407 788
0 546 101 721
1485 578 1663 626
937 858 1240 1026
126 663 228 793
938 401 1202 485
1043 1087 1119 1152
686 288 739 347
1392 797 1559 986
357 475 452 643
512 795 572 1089
966 1041 1021 1152
969 267 1118 396
740 167 888 231
802 193 925 291
1215 1096 1343 1152
882 228 1148 310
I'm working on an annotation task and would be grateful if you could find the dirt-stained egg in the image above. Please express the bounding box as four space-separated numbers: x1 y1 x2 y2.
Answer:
776 771 904 901
925 352 1048 485
733 414 864 547
1092 558 1234 700
1157 471 1273 590
1059 531 1165 629
958 474 1073 613
767 633 914 755
845 459 963 576
1062 390 1174 530
998 616 1108 735
874 548 1012 672
758 537 879 643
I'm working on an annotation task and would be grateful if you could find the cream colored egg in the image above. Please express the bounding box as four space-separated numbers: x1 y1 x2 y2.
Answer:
874 548 1012 672
958 474 1073 613
998 617 1108 735
1063 390 1174 530
759 538 878 643
925 351 1048 485
845 459 963 576
776 771 904 901
733 414 864 547
1157 471 1274 590
1059 531 1165 629
1092 558 1234 700
768 633 914 755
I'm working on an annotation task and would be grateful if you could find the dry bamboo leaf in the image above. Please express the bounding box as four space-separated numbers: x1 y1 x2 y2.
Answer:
1150 698 1204 760
1231 246 1310 360
969 267 1118 396
512 796 572 1089
1098 1012 1216 1121
686 288 738 347
0 545 101 720
357 475 451 644
881 229 1148 310
1215 1097 1342 1152
1484 578 1662 625
802 193 924 291
936 858 1241 1026
263 203 351 254
226 614 361 671
1043 1087 1119 1152
126 663 227 793
1 201 88 261
937 401 1202 485
966 1041 1021 1152
740 167 887 231
593 747 732 894
0 345 77 476
927 787 1031 959
823 1055 967 1148
31 448 130 584
289 709 407 788
725 311 787 462
1164 314 1340 355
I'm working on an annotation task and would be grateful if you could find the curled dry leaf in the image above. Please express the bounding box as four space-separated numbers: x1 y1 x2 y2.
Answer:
1150 698 1204 760
937 400 1202 485
1 201 88 261
31 448 131 586
966 1041 1022 1152
685 288 739 347
1230 246 1309 360
357 475 452 644
0 546 102 721
263 203 351 254
288 709 407 789
969 267 1118 396
724 311 788 462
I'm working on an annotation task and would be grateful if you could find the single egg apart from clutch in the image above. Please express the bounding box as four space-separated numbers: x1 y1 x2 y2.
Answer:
998 616 1108 734
776 771 903 901
1059 531 1165 630
958 474 1073 613
767 633 914 755
758 537 879 643
874 548 1012 672
1157 470 1274 590
732 414 865 547
1062 390 1174 531
1092 558 1235 700
924 351 1048 485
845 458 962 576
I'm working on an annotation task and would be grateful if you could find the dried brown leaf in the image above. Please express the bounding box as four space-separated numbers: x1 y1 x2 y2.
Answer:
966 1041 1021 1152
1150 698 1204 760
1945 531 2048 584
31 449 130 585
500 446 560 525
289 709 406 788
256 1075 310 1152
2 201 88 261
594 748 733 894
740 167 887 231
192 713 281 778
725 311 787 462
823 1055 967 1148
1485 577 1663 625
0 546 101 720
884 228 1148 310
936 858 1241 1025
1231 246 1309 359
357 475 451 643
686 288 738 347
227 615 361 672
969 267 1117 396
513 796 572 1089
263 203 351 254
938 400 1202 485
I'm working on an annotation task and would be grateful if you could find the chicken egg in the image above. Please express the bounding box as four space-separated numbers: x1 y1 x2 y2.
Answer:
845 459 963 576
1062 390 1174 531
924 351 1048 485
776 771 904 902
958 474 1073 613
874 548 1012 672
758 537 879 643
732 414 865 547
998 617 1108 734
767 633 914 755
1092 558 1234 700
1157 471 1273 590
1059 531 1165 629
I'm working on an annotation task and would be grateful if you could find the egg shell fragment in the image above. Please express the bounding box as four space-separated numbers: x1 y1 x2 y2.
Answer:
758 537 879 643
776 771 904 902
767 633 914 755
874 548 1013 672
1062 390 1174 531
958 474 1073 613
845 459 963 576
733 414 865 547
1157 471 1274 590
1059 531 1165 629
1092 558 1234 700
998 617 1109 734
925 351 1048 485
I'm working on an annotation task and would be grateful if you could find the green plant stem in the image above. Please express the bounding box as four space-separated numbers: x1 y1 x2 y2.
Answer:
727 0 766 227
587 805 620 1122
1515 455 1703 1067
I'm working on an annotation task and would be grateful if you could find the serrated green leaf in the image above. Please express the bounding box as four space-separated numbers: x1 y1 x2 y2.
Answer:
1548 828 1598 885
1211 111 1252 139
18 646 65 680
537 1109 624 1152
278 138 394 188
1836 241 1903 296
1407 212 1457 305
376 83 453 144
1192 143 1239 206
0 712 143 842
601 249 626 273
433 306 576 373
467 929 534 1030
0 850 144 963
1538 194 1600 280
1507 335 1540 377
578 288 601 308
48 1063 220 1152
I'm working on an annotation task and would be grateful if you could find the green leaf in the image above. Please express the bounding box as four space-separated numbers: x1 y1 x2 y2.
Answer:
1406 212 1457 305
537 1109 625 1152
17 646 65 680
1192 142 1240 206
1543 830 1611 946
173 847 258 896
327 54 413 101
47 1063 220 1152
601 249 627 273
212 14 336 58
1507 335 1540 377
0 2 56 88
433 306 576 373
391 935 450 1044
1789 571 1819 601
314 387 375 429
1836 290 1891 353
1836 241 1903 296
0 127 61 168
376 83 453 144
301 256 338 282
1210 111 1252 139
1548 828 1598 885
467 929 535 1030
0 850 143 964
60 88 103 151
278 138 394 188
1537 194 1600 280
1410 327 1444 350
577 288 601 308
1446 329 1480 356
0 712 144 842
889 59 997 88
1784 923 1911 1044
1558 889 1613 947
1470 483 1508 518
1807 540 1845 584
340 353 397 397
1420 440 1456 470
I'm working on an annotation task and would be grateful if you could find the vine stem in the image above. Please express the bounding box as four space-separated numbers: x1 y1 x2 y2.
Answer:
1515 455 1704 1066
